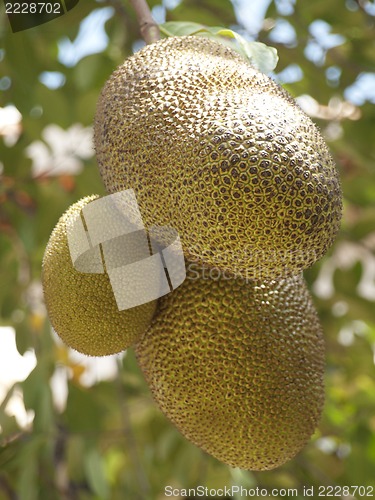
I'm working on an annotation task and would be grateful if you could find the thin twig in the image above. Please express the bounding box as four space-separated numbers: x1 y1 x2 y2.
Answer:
129 0 160 44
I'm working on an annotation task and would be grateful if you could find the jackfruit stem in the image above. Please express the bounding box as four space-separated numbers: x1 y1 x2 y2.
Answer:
129 0 160 44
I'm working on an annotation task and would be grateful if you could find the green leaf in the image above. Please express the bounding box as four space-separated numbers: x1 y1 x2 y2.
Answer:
15 436 44 500
63 382 104 433
15 317 35 355
84 448 110 500
22 370 54 433
160 22 278 73
159 20 206 37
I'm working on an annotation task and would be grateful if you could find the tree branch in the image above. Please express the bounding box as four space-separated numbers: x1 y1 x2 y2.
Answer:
129 0 161 44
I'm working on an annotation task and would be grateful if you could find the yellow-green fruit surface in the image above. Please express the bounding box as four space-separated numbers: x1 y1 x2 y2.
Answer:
94 35 342 280
135 265 325 470
42 196 157 356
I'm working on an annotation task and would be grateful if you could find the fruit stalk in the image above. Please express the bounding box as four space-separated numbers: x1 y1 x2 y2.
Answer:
129 0 160 44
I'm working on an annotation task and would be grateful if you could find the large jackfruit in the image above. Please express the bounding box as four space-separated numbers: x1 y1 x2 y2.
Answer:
94 35 342 280
42 196 157 356
135 264 325 470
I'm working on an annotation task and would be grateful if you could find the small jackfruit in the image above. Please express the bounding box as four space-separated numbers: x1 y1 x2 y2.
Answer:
135 264 325 470
94 35 342 280
42 196 157 356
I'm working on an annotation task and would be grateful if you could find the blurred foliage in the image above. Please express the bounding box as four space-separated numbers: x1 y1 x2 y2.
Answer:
0 0 375 498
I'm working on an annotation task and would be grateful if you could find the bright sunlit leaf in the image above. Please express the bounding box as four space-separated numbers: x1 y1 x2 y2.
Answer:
160 21 278 73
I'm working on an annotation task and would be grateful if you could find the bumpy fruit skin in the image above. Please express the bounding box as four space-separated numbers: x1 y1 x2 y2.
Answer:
135 264 325 470
42 196 157 356
94 35 342 280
